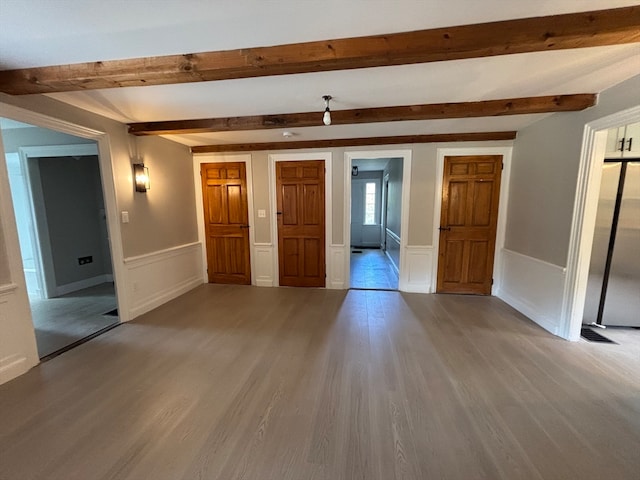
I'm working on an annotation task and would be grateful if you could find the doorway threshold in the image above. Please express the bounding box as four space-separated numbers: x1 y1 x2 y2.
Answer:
40 322 121 362
349 287 398 292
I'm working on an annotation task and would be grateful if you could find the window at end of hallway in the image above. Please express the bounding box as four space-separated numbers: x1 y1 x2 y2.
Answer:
364 182 376 225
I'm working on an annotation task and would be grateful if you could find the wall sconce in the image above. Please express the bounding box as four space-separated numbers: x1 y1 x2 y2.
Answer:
352 165 359 177
133 163 150 192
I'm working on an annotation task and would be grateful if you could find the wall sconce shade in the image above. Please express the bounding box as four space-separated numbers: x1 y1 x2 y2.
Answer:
133 163 150 192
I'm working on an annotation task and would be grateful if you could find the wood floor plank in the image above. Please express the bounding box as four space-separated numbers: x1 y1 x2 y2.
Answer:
0 285 639 480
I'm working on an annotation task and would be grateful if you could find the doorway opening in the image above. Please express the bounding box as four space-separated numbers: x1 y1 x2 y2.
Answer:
349 157 402 290
564 107 640 341
1 118 119 359
578 121 639 344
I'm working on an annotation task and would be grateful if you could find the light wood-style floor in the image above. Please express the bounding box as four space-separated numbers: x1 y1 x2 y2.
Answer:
1 285 639 480
350 248 399 289
29 282 118 357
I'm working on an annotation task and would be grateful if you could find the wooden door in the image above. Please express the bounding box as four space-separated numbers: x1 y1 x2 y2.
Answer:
276 160 325 287
437 155 502 295
201 162 251 285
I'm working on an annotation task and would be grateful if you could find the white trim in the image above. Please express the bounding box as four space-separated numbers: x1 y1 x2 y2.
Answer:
55 274 113 297
124 241 201 264
562 105 640 341
125 242 203 318
402 245 434 293
329 243 346 289
268 151 332 287
0 354 29 386
0 129 39 384
385 227 401 244
18 143 102 299
0 101 127 322
344 150 412 291
432 146 513 294
192 154 256 284
384 228 401 272
0 283 18 296
18 143 98 158
253 243 275 287
497 248 566 336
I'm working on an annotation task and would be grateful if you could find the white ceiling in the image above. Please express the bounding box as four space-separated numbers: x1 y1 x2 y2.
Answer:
1 0 639 147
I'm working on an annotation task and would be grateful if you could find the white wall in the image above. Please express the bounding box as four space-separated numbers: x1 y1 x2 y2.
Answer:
500 75 640 339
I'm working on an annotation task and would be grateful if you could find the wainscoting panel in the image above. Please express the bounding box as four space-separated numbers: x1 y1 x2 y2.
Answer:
329 244 346 289
400 246 433 293
385 229 401 272
124 242 203 319
0 284 39 385
495 248 566 337
254 243 274 287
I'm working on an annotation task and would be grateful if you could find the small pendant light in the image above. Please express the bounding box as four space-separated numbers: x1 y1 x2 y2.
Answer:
322 95 332 125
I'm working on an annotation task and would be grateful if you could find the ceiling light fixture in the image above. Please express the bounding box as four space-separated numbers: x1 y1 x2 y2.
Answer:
322 95 332 126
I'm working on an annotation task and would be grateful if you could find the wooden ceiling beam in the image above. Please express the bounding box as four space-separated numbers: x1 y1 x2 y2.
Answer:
0 7 638 95
128 94 596 135
190 131 518 153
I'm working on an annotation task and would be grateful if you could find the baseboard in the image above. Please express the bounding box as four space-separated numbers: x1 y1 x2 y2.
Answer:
496 248 566 337
0 354 29 385
129 275 203 318
496 288 561 336
125 242 204 320
55 273 112 297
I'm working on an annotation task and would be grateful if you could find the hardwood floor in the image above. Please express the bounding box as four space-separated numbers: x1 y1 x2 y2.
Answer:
29 282 118 358
350 248 399 289
0 285 638 480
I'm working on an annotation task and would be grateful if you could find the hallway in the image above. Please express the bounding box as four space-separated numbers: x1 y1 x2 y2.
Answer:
350 248 399 290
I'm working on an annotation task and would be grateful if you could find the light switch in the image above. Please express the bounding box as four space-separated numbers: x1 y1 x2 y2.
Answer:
258 209 266 218
121 211 129 224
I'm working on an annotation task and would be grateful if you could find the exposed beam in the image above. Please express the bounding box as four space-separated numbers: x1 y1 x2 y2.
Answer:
1 7 638 95
129 95 596 136
190 132 518 153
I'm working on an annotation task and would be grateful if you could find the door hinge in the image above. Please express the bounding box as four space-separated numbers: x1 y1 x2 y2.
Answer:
491 278 494 285
501 162 504 170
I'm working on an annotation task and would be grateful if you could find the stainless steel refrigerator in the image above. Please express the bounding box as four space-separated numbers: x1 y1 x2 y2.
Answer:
583 159 640 327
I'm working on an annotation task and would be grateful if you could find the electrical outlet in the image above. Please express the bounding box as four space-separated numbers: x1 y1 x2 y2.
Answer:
78 256 93 265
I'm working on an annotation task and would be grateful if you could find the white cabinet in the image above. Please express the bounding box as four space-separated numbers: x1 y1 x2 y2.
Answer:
605 122 640 158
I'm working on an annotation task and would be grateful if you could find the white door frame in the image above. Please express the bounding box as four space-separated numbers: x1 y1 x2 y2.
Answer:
432 147 513 294
561 105 640 341
0 102 128 321
18 144 99 299
192 153 256 285
269 152 332 287
344 150 412 290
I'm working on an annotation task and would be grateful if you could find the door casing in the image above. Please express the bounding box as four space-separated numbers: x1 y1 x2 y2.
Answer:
269 152 332 287
344 150 412 291
193 153 256 285
433 147 513 295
